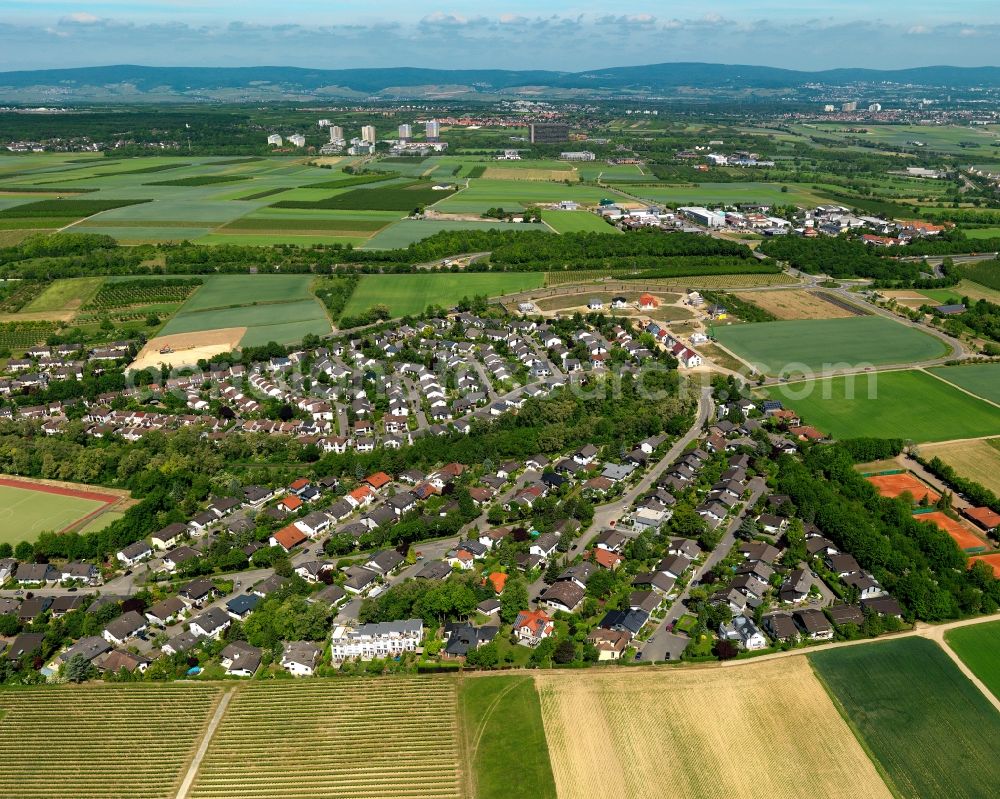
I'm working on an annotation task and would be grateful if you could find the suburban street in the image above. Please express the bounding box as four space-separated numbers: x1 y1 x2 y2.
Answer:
640 475 767 661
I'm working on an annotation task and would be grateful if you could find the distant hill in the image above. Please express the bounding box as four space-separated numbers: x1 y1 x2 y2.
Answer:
2 62 1000 101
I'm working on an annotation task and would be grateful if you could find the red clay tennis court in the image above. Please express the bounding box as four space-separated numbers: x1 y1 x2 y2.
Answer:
866 473 940 503
970 553 1000 578
916 511 985 552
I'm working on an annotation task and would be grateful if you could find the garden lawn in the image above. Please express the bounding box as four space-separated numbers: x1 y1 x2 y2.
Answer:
810 637 1000 799
0 484 107 543
945 621 1000 702
763 369 1000 443
543 210 621 234
342 273 545 318
928 363 1000 404
461 675 556 799
714 316 947 375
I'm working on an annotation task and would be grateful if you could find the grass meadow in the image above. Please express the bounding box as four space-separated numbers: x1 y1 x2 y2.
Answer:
461 675 556 799
714 316 947 375
763 369 1000 443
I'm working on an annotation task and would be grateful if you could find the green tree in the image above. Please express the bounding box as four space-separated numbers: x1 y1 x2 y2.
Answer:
499 577 530 624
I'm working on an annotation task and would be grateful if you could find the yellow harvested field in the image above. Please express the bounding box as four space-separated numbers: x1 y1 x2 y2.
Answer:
920 437 1000 495
130 327 246 370
481 167 578 182
535 659 893 799
735 289 858 319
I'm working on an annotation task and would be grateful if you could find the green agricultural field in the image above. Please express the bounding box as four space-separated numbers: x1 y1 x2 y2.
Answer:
272 181 453 211
543 209 621 234
763 369 1000 443
632 181 826 207
945 621 1000 700
461 675 556 799
342 273 545 318
810 637 1000 799
435 179 612 214
363 218 549 249
929 363 1000 404
158 274 331 346
190 678 463 799
714 316 947 375
0 483 110 543
963 227 1000 239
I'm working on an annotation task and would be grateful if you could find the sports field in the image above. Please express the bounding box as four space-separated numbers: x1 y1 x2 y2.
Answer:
810 637 1000 799
0 479 118 543
945 621 1000 701
916 511 986 551
157 274 331 346
928 363 1000 404
919 438 1000 495
865 472 939 503
543 210 621 234
342 273 545 318
713 316 947 375
764 370 1000 443
535 659 892 799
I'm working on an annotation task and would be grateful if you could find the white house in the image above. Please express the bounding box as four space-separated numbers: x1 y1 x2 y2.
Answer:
329 619 423 663
719 616 768 651
281 641 322 676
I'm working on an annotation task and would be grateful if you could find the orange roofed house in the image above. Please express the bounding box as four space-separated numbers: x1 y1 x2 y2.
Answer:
278 495 303 513
513 609 554 647
347 485 374 508
486 572 508 594
270 524 307 552
365 472 391 490
638 293 660 310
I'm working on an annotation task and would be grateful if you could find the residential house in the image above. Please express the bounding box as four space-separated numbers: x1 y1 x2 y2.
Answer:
281 641 322 676
220 641 262 677
513 609 554 647
719 616 768 651
189 607 231 639
102 611 148 646
330 619 423 662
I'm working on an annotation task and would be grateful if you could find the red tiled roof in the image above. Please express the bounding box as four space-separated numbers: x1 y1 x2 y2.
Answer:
273 524 307 551
365 472 391 489
280 495 303 511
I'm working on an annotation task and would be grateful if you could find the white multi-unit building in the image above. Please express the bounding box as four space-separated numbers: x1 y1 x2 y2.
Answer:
559 151 595 161
330 125 344 142
398 123 412 141
330 619 423 662
361 125 376 144
267 134 283 146
287 134 306 148
425 120 440 140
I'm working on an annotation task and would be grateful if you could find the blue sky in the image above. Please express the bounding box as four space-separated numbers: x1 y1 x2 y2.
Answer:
2 2 1000 72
